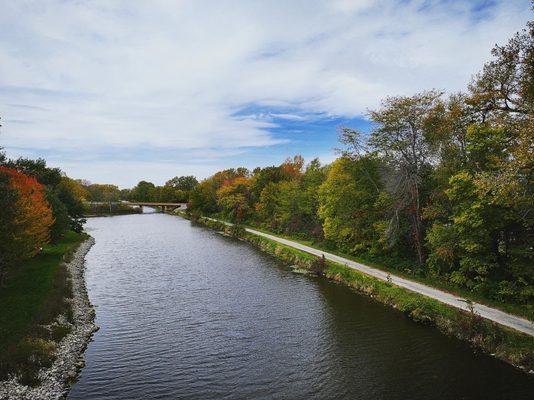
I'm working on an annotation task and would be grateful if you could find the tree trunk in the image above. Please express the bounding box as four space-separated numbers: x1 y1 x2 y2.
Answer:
411 181 425 264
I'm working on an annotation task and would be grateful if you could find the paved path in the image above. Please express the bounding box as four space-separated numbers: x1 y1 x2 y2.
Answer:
207 218 534 336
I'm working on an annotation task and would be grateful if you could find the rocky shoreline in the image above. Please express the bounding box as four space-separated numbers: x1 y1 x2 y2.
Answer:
0 237 98 400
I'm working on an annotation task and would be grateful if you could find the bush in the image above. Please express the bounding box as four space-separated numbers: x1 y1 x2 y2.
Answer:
228 224 245 238
1 338 56 386
49 324 72 342
310 254 327 276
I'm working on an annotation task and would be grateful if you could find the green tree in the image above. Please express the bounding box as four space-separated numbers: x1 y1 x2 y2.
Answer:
367 91 443 264
216 177 253 222
318 156 386 254
129 181 156 201
0 171 17 286
165 175 198 192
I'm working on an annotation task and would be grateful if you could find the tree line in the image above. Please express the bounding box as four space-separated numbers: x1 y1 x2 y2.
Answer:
77 176 198 204
0 157 87 285
187 21 533 305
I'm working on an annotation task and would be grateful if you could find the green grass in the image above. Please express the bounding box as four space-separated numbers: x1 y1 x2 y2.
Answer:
0 231 85 383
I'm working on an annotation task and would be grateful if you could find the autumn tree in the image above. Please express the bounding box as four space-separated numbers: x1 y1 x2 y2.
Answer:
3 158 86 238
318 156 387 254
373 91 444 264
216 176 253 222
468 20 533 118
0 167 54 263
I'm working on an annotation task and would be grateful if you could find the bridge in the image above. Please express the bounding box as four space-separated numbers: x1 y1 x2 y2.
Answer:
125 201 188 212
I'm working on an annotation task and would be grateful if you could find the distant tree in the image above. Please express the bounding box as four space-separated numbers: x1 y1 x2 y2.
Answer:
119 188 131 200
189 180 218 213
255 158 326 237
280 155 304 178
56 177 86 233
86 184 120 203
129 181 156 201
251 165 292 199
165 175 198 192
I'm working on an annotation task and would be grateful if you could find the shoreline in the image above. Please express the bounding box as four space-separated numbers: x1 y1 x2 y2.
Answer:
0 237 98 400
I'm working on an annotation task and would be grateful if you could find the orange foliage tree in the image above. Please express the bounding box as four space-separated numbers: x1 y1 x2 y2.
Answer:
0 167 54 261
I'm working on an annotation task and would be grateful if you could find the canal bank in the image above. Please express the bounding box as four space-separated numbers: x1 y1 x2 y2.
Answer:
186 214 534 373
0 236 98 400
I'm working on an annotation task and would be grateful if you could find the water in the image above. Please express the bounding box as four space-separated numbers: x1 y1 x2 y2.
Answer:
69 212 533 399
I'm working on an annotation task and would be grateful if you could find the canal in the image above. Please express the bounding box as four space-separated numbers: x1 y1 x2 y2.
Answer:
69 212 533 399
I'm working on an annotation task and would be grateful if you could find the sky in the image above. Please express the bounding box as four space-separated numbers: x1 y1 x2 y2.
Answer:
0 0 531 188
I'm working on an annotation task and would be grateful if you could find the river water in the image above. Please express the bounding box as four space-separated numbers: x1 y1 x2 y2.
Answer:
69 212 533 399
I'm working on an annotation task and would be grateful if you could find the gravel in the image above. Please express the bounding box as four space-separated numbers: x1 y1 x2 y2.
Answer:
0 237 98 400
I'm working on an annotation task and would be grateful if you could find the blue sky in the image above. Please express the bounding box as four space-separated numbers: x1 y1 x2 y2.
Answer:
0 0 531 187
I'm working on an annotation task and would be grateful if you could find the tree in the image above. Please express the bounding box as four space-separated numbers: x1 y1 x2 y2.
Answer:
189 180 218 214
251 166 290 199
56 177 86 233
367 91 443 264
129 181 156 201
0 171 18 286
280 155 304 178
216 176 253 222
318 157 386 254
86 184 120 202
2 158 85 239
468 20 533 118
0 167 54 262
165 175 198 192
426 123 532 302
3 158 62 187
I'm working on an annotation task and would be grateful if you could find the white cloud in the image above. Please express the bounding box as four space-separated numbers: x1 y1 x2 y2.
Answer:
0 0 530 184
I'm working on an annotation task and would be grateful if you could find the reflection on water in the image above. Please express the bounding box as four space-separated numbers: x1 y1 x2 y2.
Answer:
69 213 533 399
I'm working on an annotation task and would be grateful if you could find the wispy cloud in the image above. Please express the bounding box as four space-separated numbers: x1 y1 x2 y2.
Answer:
0 0 530 186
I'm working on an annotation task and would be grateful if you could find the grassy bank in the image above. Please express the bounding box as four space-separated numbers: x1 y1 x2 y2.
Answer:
191 215 534 372
251 225 534 322
0 231 86 385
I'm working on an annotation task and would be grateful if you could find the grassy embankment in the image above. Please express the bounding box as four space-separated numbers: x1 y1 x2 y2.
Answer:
0 231 86 385
188 214 534 372
240 223 534 322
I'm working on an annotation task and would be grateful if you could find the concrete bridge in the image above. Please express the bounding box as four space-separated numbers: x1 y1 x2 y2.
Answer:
126 201 188 212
